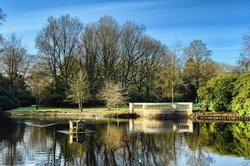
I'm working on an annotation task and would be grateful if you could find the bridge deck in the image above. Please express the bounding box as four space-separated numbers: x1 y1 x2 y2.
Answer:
129 102 193 117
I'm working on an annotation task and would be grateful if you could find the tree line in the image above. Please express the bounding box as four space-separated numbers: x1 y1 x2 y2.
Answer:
0 10 250 111
31 14 218 109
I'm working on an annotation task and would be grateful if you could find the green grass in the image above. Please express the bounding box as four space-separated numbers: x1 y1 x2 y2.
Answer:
12 106 75 112
11 106 130 115
12 103 201 115
193 103 202 111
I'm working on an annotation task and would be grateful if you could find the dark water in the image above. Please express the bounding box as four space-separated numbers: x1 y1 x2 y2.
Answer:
0 115 250 166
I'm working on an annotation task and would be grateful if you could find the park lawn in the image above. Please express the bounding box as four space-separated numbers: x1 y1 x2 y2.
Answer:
11 106 130 115
11 106 77 113
13 103 200 114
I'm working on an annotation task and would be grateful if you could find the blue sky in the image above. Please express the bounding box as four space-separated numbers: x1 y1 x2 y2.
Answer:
0 0 250 65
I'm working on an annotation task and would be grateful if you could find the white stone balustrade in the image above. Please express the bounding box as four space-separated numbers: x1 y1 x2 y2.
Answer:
129 102 193 116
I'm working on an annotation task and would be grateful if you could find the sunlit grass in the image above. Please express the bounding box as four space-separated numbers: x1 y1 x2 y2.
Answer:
11 105 130 115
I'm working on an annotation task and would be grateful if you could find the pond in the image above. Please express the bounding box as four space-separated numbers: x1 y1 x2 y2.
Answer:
0 115 250 166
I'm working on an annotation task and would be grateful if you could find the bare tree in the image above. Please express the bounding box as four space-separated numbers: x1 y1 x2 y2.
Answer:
183 40 214 102
26 64 50 110
0 8 6 51
132 36 166 99
35 15 189 103
96 16 121 82
101 81 126 110
36 14 83 91
79 23 100 99
67 70 89 111
78 16 167 102
120 21 146 89
237 28 250 73
0 8 6 24
156 41 183 102
237 53 250 73
0 34 34 92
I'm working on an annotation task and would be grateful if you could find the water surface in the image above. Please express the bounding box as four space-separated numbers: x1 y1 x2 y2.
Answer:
0 115 249 166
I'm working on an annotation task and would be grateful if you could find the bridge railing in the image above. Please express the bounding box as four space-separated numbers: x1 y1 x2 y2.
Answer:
129 102 193 115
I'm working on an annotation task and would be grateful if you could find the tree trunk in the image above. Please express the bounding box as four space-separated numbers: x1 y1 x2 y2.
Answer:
195 78 200 103
36 97 39 110
79 102 83 112
171 79 174 103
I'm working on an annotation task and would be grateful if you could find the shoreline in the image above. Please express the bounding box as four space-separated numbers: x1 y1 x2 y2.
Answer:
4 108 250 121
6 111 139 119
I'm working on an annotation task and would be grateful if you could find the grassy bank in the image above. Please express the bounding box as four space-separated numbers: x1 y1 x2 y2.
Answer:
9 106 129 115
9 105 249 121
11 104 201 115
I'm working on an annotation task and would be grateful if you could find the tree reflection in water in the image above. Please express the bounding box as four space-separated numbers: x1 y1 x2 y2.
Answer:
0 116 250 165
0 115 25 165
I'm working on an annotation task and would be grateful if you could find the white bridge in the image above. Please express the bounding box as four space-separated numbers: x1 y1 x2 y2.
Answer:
129 102 193 117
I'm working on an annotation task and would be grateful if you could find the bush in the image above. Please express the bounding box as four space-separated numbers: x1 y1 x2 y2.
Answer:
0 87 20 111
83 99 105 107
39 93 64 107
128 91 159 102
198 75 237 112
128 91 144 102
19 100 32 107
0 96 20 110
199 74 250 115
15 90 35 107
0 87 14 98
231 74 250 115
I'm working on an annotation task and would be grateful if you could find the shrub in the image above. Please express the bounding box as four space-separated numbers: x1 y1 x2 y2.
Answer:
231 74 250 115
0 87 20 110
0 87 14 98
199 73 250 115
198 75 237 112
0 96 20 110
39 93 64 107
128 91 144 102
15 90 35 107
128 91 159 102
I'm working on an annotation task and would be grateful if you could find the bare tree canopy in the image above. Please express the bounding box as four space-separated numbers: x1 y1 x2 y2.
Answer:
0 8 6 25
96 15 121 81
183 40 215 102
120 21 146 88
79 23 99 99
237 28 250 73
36 14 83 91
184 40 212 62
0 8 6 50
101 81 126 110
78 16 166 100
67 70 89 111
156 41 183 102
0 34 34 91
